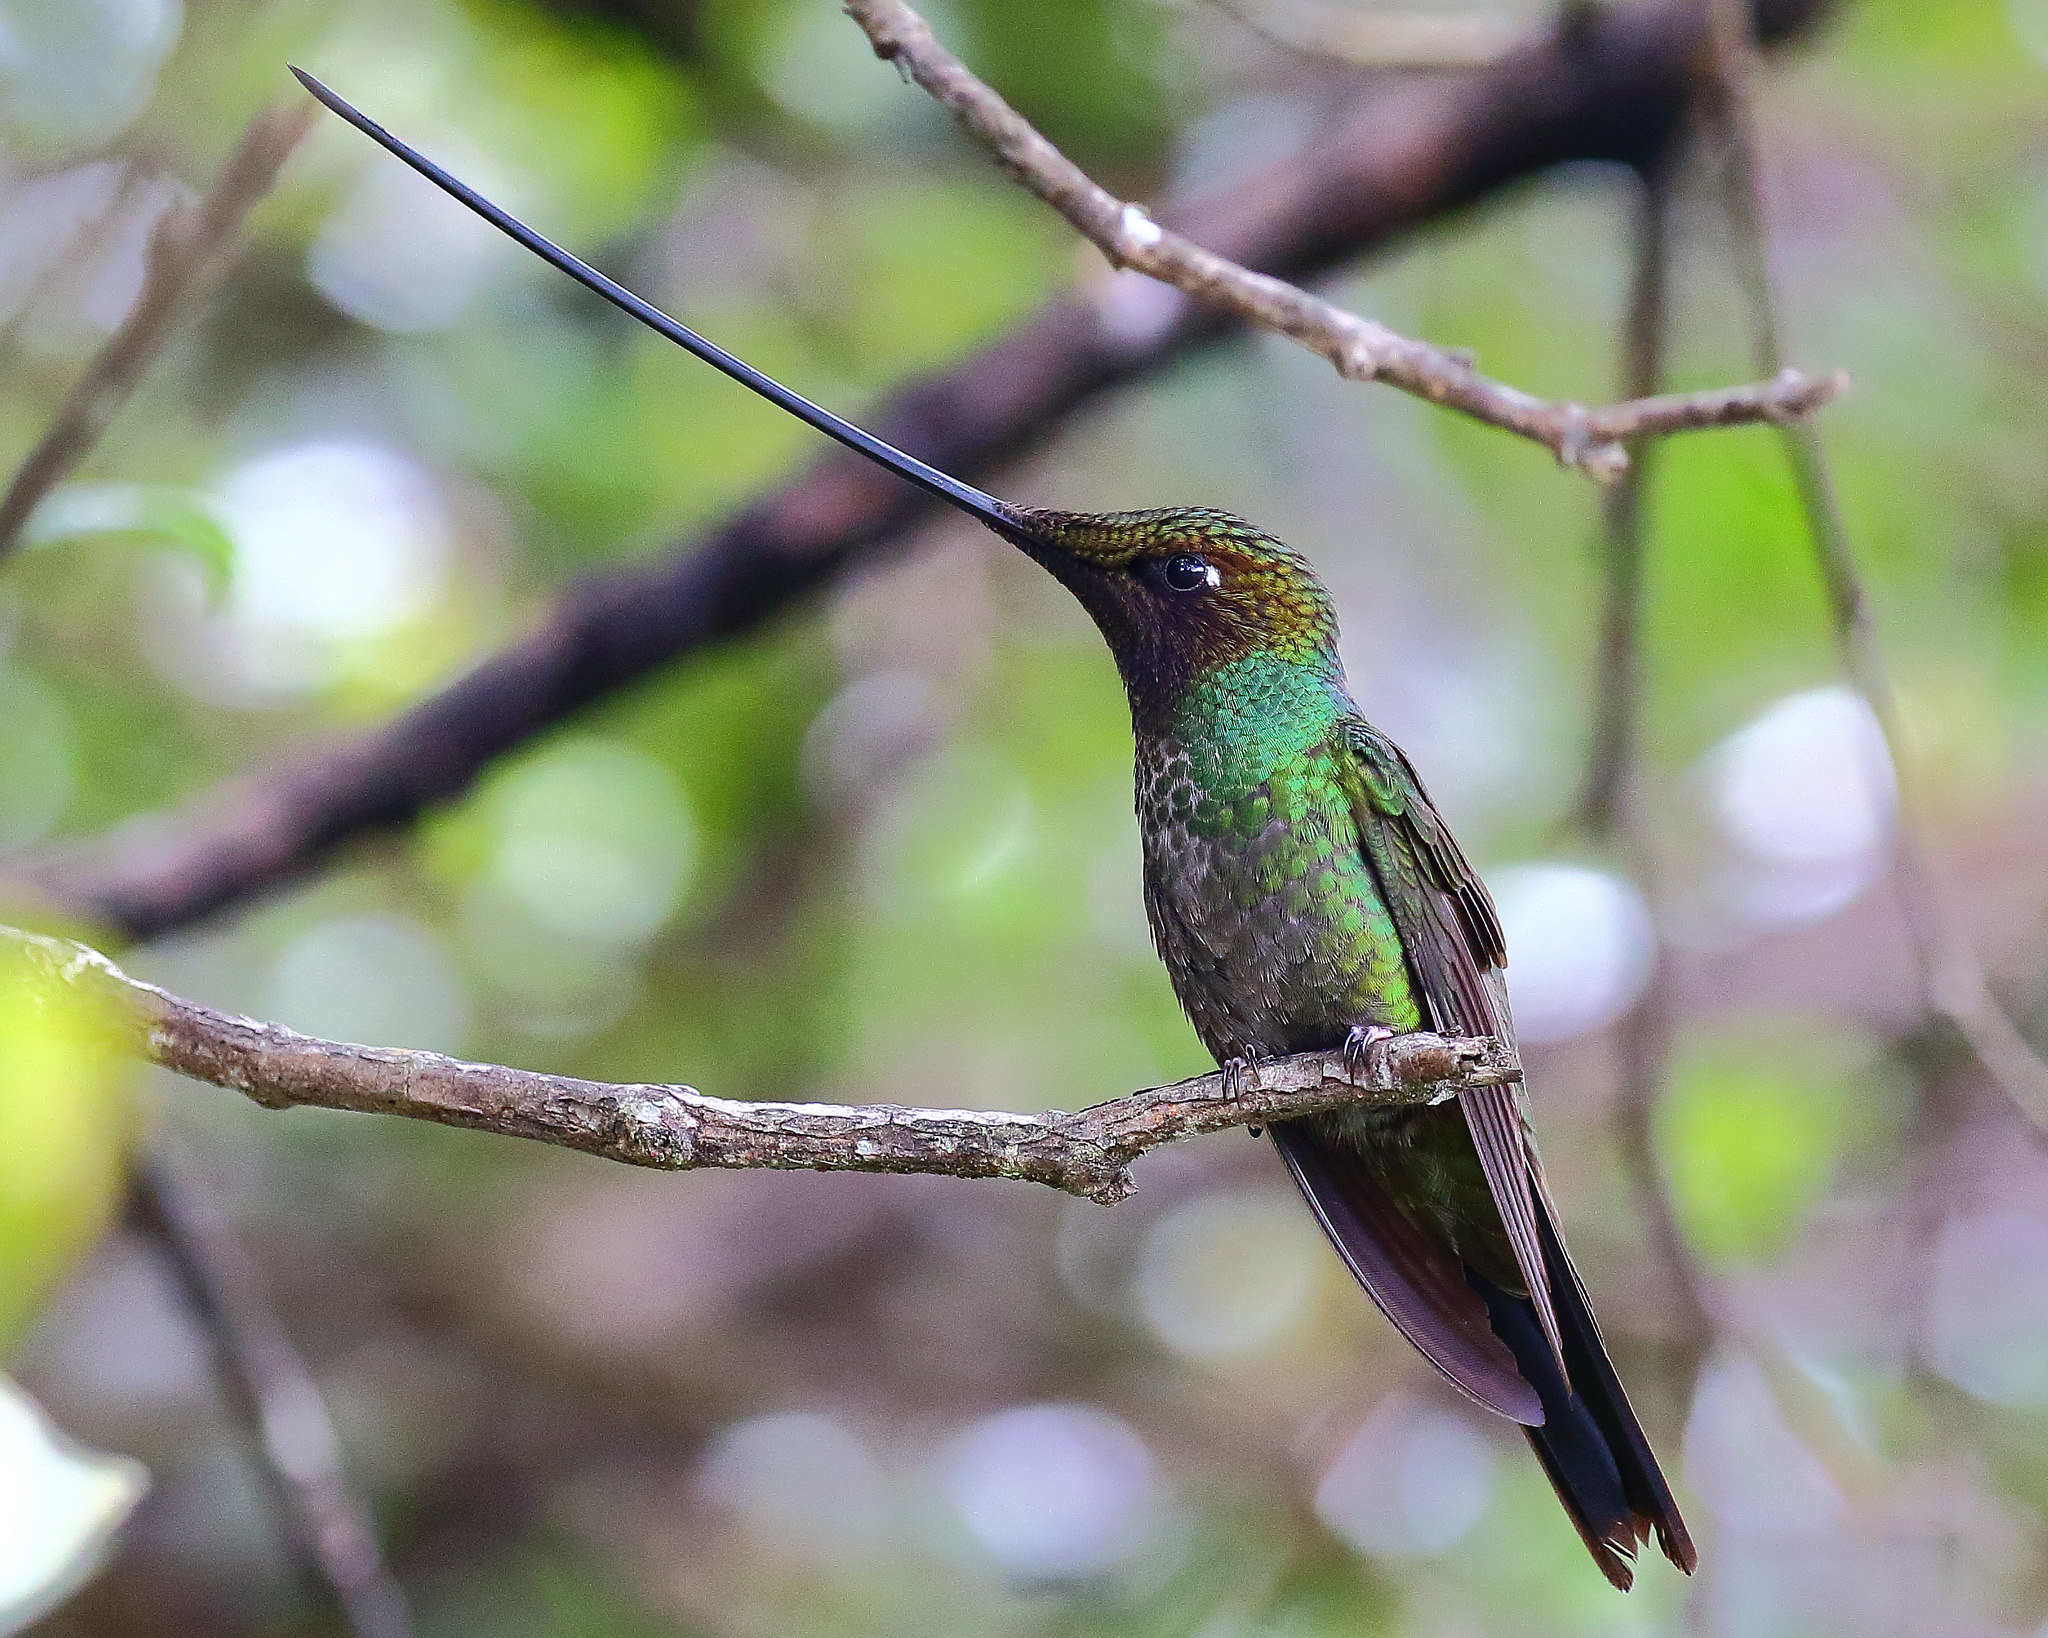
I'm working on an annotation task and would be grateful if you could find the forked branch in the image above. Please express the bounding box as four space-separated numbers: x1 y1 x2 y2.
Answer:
843 0 1843 481
8 923 1512 1205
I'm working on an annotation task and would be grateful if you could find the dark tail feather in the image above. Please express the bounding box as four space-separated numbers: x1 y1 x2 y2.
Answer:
1470 1204 1697 1590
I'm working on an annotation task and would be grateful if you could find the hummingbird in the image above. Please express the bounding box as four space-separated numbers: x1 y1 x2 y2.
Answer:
293 69 1695 1590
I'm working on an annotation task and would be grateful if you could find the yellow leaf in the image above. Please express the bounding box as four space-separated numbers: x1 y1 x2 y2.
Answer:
0 946 135 1350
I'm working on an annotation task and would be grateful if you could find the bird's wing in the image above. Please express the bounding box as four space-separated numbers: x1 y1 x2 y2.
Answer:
1339 718 1563 1370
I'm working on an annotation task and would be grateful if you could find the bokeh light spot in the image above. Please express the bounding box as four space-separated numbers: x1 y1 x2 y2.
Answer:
866 745 1037 914
1926 1209 2048 1407
1657 1031 1855 1267
309 142 519 334
266 913 470 1056
1488 862 1654 1043
1707 686 1895 927
1135 1188 1325 1360
695 1411 892 1566
220 442 450 644
1315 1394 1495 1559
941 1403 1157 1580
0 163 123 329
0 0 181 155
483 737 697 947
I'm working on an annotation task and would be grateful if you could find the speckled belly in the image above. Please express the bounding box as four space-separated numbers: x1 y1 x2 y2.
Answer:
1136 738 1422 1063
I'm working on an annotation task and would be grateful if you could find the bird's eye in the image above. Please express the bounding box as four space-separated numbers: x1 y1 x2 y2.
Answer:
1160 554 1218 593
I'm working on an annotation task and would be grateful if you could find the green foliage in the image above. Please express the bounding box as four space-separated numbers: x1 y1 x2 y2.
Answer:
462 0 701 233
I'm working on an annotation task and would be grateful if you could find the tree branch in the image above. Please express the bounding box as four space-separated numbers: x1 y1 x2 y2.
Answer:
14 0 1837 943
844 0 1841 483
129 1155 415 1638
9 922 1512 1205
0 99 316 562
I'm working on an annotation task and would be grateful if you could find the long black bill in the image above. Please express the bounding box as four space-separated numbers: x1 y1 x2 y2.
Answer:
290 68 1026 541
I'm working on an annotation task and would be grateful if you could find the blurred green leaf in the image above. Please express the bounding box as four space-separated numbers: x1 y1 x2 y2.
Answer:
0 943 133 1350
951 0 1169 176
22 481 236 593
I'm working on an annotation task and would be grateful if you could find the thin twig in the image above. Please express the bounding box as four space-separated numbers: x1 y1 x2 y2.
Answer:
1207 0 1521 69
1572 54 1929 1524
129 1152 415 1638
1579 159 1717 1354
0 98 317 560
10 922 1512 1206
1576 162 1671 838
843 0 1842 482
1704 0 2048 1129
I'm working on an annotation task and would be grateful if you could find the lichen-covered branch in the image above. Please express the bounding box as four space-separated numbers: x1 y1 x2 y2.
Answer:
0 98 316 561
843 0 1842 482
7 923 1513 1206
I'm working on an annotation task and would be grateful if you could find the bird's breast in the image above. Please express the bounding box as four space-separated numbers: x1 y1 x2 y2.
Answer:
1135 735 1422 1062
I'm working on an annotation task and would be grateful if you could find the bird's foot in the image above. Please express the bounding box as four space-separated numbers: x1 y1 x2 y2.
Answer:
1342 1024 1396 1085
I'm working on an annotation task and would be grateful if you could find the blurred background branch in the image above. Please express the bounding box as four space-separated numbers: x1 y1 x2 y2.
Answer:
1576 142 1878 1518
127 1154 414 1638
1571 151 1717 1360
0 99 315 563
1703 0 2048 1131
1204 0 1522 70
1574 158 1671 843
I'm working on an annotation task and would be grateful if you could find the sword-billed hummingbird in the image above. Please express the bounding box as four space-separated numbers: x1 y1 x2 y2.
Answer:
293 69 1694 1590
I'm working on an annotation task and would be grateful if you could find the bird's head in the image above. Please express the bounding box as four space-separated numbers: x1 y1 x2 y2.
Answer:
1010 506 1342 719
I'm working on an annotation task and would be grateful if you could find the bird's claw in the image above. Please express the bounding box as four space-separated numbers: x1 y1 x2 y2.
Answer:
1342 1024 1396 1085
1220 1047 1265 1101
